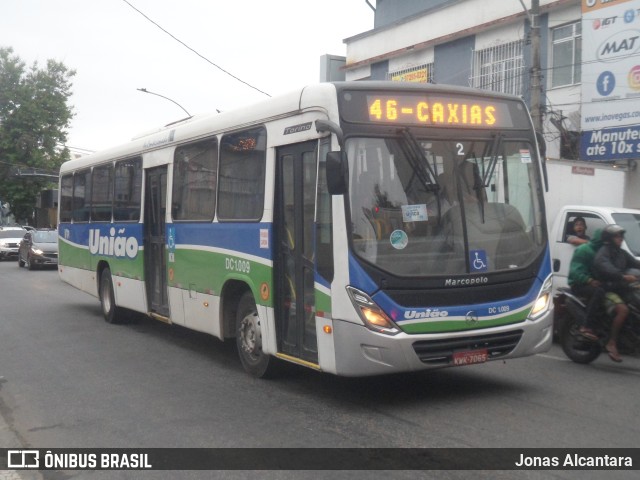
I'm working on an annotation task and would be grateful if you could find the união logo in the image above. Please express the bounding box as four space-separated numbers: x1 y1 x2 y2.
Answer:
404 309 449 319
89 227 139 259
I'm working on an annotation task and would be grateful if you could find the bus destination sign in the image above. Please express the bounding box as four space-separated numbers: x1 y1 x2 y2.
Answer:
367 95 506 127
339 90 522 129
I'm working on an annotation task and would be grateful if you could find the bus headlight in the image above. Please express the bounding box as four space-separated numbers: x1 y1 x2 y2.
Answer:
346 286 400 335
529 275 553 320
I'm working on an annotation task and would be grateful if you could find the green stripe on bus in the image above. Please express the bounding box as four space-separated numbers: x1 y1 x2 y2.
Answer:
314 287 331 318
170 249 273 307
59 241 145 278
400 309 530 334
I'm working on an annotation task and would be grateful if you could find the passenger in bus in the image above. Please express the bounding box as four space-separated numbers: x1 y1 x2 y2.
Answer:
566 216 590 246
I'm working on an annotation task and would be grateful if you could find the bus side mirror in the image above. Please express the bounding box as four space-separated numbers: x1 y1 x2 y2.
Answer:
326 151 348 195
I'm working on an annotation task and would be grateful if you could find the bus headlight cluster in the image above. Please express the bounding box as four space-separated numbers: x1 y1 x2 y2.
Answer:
346 286 400 335
529 275 553 320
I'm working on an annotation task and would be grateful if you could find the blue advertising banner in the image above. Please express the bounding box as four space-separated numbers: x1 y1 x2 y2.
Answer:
580 124 640 161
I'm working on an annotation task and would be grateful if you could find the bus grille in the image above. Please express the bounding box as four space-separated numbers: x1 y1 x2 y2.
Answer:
412 330 523 365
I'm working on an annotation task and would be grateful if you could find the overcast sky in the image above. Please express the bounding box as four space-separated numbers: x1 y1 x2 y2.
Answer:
1 0 374 153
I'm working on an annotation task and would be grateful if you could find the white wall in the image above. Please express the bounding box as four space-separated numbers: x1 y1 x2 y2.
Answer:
625 166 640 209
544 159 626 221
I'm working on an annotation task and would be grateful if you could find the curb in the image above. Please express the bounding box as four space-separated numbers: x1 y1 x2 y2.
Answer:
0 402 43 480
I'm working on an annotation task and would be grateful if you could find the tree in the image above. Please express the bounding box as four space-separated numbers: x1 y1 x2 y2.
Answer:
0 46 75 224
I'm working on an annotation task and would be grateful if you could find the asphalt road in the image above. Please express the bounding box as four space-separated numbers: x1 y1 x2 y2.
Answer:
0 260 639 479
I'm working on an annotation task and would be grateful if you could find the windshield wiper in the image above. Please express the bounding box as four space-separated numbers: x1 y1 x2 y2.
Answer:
480 133 503 187
397 128 439 190
397 128 442 222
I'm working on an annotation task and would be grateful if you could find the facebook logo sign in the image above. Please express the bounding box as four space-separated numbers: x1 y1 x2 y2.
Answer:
596 71 616 96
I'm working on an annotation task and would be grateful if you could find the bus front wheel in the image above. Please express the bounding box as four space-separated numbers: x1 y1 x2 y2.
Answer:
235 291 277 378
99 268 124 324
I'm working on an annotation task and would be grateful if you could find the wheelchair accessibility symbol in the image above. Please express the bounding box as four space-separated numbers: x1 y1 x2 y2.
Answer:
470 250 488 272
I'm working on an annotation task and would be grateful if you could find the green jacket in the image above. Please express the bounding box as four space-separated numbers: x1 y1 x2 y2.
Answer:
568 229 603 286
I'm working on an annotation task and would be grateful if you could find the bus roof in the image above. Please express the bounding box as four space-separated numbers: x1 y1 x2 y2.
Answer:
60 82 341 173
60 81 527 174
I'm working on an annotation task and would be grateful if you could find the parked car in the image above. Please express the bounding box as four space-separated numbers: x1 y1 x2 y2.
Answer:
0 227 27 260
18 229 58 269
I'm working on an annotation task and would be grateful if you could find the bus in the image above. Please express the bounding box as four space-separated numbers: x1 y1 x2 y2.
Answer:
58 81 553 377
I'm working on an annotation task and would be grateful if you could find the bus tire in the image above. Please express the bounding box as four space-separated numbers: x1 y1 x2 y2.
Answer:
99 268 124 324
235 291 278 378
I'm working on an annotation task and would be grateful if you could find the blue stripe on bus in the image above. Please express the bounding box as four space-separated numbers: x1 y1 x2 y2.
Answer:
59 222 272 260
348 253 380 294
59 223 144 247
170 223 273 260
372 278 542 324
348 248 552 323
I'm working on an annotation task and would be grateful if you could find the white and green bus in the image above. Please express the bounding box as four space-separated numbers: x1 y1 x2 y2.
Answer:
58 81 553 377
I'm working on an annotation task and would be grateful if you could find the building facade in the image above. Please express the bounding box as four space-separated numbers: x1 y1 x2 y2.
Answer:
342 0 640 208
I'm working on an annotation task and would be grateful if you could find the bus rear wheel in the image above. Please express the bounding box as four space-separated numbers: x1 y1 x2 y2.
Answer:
99 268 125 324
235 291 278 378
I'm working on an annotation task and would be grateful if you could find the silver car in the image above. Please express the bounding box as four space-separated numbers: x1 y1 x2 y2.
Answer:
18 229 58 269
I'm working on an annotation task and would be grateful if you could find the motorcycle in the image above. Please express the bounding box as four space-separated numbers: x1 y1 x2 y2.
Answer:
555 285 640 364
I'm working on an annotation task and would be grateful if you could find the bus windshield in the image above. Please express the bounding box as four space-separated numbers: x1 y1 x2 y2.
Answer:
347 134 545 277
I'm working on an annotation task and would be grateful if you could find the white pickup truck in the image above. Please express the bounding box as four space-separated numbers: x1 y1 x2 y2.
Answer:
549 205 640 297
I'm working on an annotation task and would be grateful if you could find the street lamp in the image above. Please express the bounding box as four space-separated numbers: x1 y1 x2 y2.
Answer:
136 88 191 117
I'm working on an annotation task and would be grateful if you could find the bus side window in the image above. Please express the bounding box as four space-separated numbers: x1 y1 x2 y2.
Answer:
91 164 113 222
218 127 266 221
172 138 218 221
72 169 91 223
113 157 142 222
59 174 73 223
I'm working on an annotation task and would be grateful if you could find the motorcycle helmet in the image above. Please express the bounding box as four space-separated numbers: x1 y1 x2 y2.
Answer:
602 224 626 243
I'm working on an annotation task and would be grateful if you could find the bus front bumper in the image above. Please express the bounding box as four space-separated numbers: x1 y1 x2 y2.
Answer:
328 309 553 377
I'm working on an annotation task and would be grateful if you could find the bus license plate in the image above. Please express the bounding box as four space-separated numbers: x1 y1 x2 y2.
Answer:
452 349 488 366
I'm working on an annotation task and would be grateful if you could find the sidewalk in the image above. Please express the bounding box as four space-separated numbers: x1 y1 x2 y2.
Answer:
0 394 42 480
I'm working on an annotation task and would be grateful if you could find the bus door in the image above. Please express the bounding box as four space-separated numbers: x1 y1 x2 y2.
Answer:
275 141 319 364
144 166 170 317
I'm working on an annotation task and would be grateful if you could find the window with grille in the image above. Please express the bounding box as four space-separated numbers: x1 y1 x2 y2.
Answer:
551 21 581 88
470 40 524 95
386 64 434 83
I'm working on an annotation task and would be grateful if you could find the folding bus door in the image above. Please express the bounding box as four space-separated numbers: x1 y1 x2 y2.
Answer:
275 141 319 364
144 166 170 318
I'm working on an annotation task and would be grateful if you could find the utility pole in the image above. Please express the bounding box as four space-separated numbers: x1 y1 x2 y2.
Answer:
530 0 543 133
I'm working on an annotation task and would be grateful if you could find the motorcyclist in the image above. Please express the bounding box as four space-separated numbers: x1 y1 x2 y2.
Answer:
568 229 605 341
593 224 640 362
567 228 604 341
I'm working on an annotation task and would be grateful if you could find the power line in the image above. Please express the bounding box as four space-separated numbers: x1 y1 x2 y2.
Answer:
121 0 271 98
60 144 95 155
